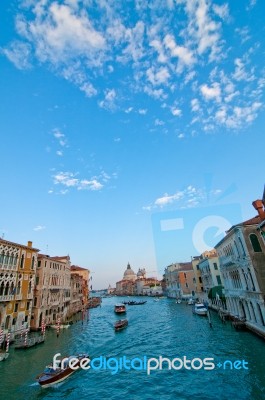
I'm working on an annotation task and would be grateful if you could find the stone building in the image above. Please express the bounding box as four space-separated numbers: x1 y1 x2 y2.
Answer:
0 239 39 336
164 262 195 299
31 254 71 329
215 215 265 337
71 265 90 309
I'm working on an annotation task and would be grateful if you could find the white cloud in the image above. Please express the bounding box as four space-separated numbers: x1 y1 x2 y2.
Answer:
146 66 170 86
171 107 182 116
56 150 63 156
200 83 221 101
138 108 147 115
212 4 229 20
154 118 165 126
178 133 185 139
233 58 255 82
52 171 107 192
33 225 46 231
2 41 32 69
78 179 103 191
164 34 195 69
191 98 201 112
125 107 133 113
99 89 117 110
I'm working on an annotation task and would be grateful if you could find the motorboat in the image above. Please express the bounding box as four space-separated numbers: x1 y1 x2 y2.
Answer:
176 299 182 304
125 301 147 305
114 304 126 314
36 354 89 388
0 351 9 361
193 303 208 316
187 298 195 305
114 319 128 331
50 324 70 329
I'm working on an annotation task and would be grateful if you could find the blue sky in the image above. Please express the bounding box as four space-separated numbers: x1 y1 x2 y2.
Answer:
0 0 264 288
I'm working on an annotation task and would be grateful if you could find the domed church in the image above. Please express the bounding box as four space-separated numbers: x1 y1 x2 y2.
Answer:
123 263 136 281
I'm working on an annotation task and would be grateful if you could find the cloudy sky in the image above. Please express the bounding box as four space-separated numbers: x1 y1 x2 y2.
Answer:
0 0 264 288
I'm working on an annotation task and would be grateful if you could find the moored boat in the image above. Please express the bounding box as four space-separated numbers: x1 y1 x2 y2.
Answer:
36 353 89 388
0 351 9 361
193 303 208 316
114 304 126 314
50 324 70 329
187 298 195 305
114 319 128 331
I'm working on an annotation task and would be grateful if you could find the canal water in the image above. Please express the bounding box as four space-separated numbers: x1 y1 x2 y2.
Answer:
0 297 265 400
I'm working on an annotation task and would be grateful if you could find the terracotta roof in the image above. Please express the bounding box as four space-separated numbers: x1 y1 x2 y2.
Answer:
242 215 262 225
71 265 89 271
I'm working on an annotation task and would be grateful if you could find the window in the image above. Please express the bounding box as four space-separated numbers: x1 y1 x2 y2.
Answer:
185 283 189 288
26 301 30 310
14 303 18 312
36 276 39 285
20 254 24 269
38 260 41 268
25 315 28 323
31 256 35 269
249 234 262 253
238 237 246 256
34 297 37 306
216 275 222 285
213 263 218 270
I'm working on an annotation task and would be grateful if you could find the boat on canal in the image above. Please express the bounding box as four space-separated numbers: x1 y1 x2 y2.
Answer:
36 353 89 388
114 319 128 331
50 324 71 329
0 351 9 361
114 304 126 314
122 300 147 305
193 303 208 316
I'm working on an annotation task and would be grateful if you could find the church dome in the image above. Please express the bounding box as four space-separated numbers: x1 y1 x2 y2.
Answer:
123 263 136 281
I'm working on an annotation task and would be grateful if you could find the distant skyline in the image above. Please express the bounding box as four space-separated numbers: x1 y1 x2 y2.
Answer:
0 0 264 288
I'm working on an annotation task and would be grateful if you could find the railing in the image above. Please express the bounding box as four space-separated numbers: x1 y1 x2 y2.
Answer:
15 294 22 300
0 294 14 301
219 255 237 267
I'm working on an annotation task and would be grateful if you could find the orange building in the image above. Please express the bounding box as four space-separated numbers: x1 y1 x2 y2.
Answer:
70 265 90 309
0 239 39 337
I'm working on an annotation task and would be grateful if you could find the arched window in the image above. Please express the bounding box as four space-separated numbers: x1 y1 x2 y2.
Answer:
20 254 24 269
31 256 35 269
0 251 4 264
238 237 246 256
249 234 262 253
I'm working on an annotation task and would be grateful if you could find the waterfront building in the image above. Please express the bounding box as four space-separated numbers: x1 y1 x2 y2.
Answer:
164 262 195 299
70 265 90 309
116 263 137 295
215 215 265 337
70 272 84 315
31 254 71 329
197 250 223 305
191 255 204 295
252 187 265 254
0 239 39 336
107 284 115 295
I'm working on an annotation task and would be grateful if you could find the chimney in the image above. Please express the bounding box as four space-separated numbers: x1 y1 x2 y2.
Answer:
27 241 32 248
252 200 265 220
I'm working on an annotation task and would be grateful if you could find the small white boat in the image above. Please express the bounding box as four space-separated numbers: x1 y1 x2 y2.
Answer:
176 299 182 304
187 298 194 305
0 351 9 361
193 303 208 316
50 324 70 329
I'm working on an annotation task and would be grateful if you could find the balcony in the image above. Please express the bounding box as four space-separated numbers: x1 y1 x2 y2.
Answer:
0 294 14 302
220 255 237 267
15 294 22 300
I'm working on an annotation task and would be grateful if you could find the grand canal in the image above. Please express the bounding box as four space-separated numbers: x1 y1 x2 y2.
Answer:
1 297 265 400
